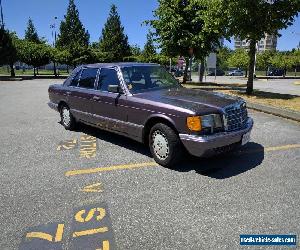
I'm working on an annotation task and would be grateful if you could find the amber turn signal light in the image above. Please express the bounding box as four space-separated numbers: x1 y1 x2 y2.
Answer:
187 116 202 131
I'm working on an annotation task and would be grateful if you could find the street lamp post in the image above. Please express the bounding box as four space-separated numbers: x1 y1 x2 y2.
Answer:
50 17 58 76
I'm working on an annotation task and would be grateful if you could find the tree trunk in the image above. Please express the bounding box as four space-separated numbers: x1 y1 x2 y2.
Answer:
247 39 256 95
33 67 36 77
53 61 57 77
37 67 39 75
10 63 15 77
245 70 248 78
199 59 205 83
182 57 189 84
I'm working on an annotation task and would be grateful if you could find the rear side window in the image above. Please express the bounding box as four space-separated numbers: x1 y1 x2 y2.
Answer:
78 68 98 89
70 70 81 86
97 68 120 92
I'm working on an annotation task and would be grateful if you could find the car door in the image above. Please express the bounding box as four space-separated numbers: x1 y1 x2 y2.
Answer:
66 67 99 124
92 67 128 134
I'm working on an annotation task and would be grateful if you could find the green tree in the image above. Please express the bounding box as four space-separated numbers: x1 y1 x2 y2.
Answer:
18 40 51 76
290 50 300 76
217 46 232 71
270 52 294 77
227 49 249 76
56 0 89 67
0 29 18 76
142 31 156 62
256 50 275 75
99 4 131 62
130 44 142 57
25 18 40 43
150 0 226 83
226 0 300 94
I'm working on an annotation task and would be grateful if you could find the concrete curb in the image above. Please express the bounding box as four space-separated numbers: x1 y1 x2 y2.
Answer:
246 102 300 122
0 75 68 81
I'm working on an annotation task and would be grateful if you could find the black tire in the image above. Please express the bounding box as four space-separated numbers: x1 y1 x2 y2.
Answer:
149 123 183 167
60 104 76 130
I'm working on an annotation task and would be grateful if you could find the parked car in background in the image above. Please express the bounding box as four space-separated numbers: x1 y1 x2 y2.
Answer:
48 63 253 167
170 67 183 77
228 70 244 76
267 69 284 76
207 69 225 76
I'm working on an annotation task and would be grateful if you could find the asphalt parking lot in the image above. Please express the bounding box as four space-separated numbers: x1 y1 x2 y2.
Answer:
0 79 299 249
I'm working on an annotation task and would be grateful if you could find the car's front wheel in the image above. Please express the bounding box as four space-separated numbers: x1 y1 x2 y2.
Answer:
149 123 183 167
60 105 76 130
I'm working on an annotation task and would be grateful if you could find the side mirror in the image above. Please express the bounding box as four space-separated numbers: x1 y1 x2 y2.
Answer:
108 85 123 94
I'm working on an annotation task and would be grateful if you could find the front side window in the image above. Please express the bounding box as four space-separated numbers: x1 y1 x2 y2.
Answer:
121 66 180 93
97 68 120 92
78 68 98 89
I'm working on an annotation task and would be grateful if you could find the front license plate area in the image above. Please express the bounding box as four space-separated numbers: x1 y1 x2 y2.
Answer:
242 131 251 145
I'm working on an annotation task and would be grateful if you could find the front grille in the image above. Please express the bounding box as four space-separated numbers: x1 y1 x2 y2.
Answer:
224 102 248 132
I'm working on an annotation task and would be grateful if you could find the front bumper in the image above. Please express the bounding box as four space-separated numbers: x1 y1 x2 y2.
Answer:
179 117 253 157
48 101 59 112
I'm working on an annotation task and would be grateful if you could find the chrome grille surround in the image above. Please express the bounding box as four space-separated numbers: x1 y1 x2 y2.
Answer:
223 101 248 132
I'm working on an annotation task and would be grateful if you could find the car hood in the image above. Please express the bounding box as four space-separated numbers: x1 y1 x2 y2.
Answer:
134 87 242 114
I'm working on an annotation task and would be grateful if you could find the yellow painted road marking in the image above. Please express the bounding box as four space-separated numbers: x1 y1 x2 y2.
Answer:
65 161 158 177
57 139 77 151
54 224 64 242
72 227 108 238
75 208 106 223
265 144 300 152
81 182 103 193
96 240 110 250
26 232 53 242
26 224 64 242
65 144 300 177
293 81 300 85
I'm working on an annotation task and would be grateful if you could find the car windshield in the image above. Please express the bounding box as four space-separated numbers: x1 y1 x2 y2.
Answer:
121 65 180 93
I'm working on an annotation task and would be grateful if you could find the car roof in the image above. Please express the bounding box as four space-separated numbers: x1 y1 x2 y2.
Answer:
83 62 160 68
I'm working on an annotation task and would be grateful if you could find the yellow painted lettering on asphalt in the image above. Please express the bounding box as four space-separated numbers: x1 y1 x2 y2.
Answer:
65 161 158 177
81 182 103 193
80 135 97 159
26 232 53 242
57 139 77 151
54 224 64 242
26 224 64 242
72 227 108 238
75 208 106 223
96 240 110 250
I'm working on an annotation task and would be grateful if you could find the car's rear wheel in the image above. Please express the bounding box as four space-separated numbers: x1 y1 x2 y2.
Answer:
60 105 76 130
149 123 183 167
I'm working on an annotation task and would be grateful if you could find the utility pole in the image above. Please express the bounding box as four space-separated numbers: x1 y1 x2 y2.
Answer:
0 0 4 29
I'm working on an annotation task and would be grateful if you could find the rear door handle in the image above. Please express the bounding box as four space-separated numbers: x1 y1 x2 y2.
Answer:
93 96 101 101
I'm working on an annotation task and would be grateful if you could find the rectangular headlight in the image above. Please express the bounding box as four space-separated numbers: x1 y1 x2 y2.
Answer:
187 114 222 132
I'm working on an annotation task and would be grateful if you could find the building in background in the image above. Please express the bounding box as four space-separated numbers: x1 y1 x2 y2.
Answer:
234 34 277 52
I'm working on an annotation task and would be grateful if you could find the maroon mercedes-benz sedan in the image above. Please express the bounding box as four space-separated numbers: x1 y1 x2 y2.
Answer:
48 63 253 166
